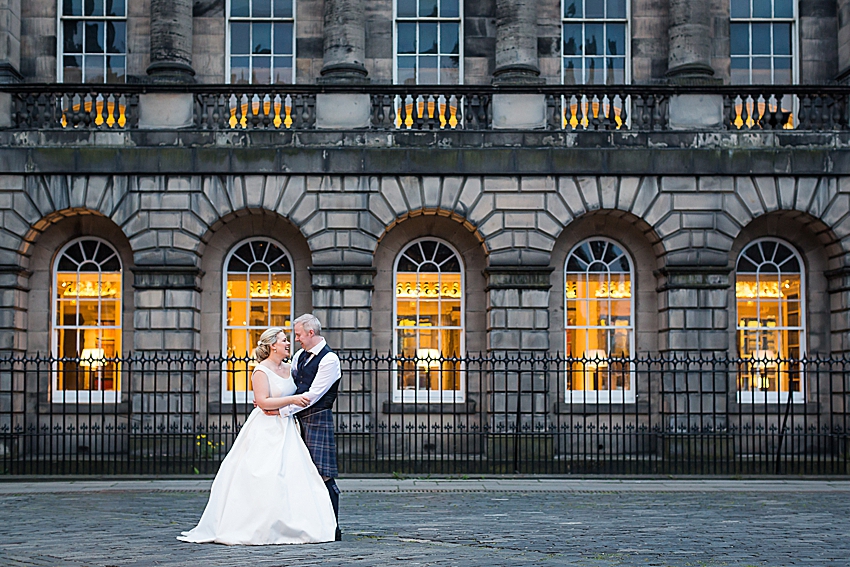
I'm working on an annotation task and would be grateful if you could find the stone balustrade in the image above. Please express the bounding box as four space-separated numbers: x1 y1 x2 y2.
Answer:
0 84 848 134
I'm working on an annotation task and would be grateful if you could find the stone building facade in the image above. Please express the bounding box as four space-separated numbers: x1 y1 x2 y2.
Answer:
0 0 849 468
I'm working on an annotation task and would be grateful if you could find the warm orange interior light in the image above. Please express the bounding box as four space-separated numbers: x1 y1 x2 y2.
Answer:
61 99 127 128
229 100 293 128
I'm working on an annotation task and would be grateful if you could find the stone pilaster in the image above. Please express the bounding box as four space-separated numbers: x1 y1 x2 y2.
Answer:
146 0 195 83
827 266 850 356
486 266 552 353
0 0 22 83
0 264 27 357
132 266 201 354
309 266 374 354
492 0 541 84
656 266 731 430
666 0 715 81
319 0 368 83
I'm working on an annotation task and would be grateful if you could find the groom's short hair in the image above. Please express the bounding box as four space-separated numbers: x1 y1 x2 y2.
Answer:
294 313 322 336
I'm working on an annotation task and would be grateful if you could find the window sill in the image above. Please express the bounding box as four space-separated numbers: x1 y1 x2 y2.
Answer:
38 402 130 414
553 402 650 415
207 402 256 415
382 400 477 414
728 402 821 414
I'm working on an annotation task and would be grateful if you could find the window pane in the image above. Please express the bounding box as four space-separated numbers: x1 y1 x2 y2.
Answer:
585 57 603 84
440 56 460 84
273 56 293 83
564 0 582 18
64 0 84 16
419 56 438 83
232 22 250 54
398 23 416 54
274 22 293 54
752 57 771 83
254 0 272 18
606 57 624 84
606 0 626 19
63 56 83 82
231 0 250 17
774 57 792 84
398 0 416 17
753 0 771 18
85 21 105 53
106 22 125 54
773 23 791 56
441 0 459 18
84 0 102 17
253 23 272 54
731 0 750 18
274 0 293 18
106 55 125 83
84 55 105 83
606 23 625 56
730 23 749 56
420 23 438 54
106 0 125 17
231 56 251 84
586 0 604 18
564 57 580 84
563 24 581 56
64 21 84 53
441 23 459 54
398 56 416 84
774 0 793 18
752 23 770 55
252 56 271 83
585 24 602 55
420 0 438 17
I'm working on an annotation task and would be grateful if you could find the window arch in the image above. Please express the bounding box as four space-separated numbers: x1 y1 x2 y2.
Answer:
735 238 805 402
393 238 464 402
565 238 634 402
223 238 293 402
52 237 122 403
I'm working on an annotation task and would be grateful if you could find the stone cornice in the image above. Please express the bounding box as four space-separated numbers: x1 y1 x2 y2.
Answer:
655 266 732 291
485 266 554 290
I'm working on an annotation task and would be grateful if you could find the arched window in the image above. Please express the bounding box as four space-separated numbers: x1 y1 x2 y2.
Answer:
52 237 122 403
735 238 805 402
394 238 463 402
565 238 634 402
223 238 293 402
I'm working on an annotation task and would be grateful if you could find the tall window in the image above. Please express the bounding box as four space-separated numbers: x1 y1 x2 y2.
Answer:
53 238 122 403
565 238 634 403
223 239 293 402
730 0 795 85
736 238 805 402
394 239 463 402
562 0 628 85
395 0 462 84
59 0 127 83
228 0 295 84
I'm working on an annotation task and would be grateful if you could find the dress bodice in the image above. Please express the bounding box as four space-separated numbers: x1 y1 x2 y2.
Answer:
254 364 296 398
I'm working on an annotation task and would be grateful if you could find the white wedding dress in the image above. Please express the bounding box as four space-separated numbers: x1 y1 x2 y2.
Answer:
178 365 337 545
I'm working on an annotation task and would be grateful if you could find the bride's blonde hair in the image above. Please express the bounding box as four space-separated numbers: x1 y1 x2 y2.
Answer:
254 327 285 362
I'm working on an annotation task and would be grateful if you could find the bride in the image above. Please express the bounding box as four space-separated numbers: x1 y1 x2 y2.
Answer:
178 327 337 545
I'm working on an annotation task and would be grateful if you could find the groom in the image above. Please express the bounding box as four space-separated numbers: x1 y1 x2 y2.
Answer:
278 313 342 541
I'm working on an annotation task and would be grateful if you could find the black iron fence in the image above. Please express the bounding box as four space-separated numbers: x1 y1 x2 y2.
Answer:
1 353 848 476
2 83 849 132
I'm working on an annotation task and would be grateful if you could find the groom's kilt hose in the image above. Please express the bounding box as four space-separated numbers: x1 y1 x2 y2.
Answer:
297 408 338 478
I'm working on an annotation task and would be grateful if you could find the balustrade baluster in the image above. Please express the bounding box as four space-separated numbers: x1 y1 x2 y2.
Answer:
478 95 489 129
740 95 751 130
619 93 629 130
723 95 734 130
453 94 463 130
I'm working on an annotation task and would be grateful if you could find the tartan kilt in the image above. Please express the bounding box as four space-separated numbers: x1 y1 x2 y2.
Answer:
297 408 338 478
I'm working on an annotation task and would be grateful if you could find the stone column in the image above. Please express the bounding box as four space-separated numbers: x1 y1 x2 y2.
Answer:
839 0 850 83
493 0 541 84
0 0 21 83
666 0 715 80
319 0 368 83
491 0 545 128
146 0 195 83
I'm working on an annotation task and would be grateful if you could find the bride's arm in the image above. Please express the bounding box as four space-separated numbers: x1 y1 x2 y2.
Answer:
251 370 308 411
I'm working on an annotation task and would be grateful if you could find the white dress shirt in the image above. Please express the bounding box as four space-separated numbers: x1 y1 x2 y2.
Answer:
280 338 341 417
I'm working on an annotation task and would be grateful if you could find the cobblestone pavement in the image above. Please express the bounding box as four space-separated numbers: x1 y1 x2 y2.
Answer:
1 479 849 567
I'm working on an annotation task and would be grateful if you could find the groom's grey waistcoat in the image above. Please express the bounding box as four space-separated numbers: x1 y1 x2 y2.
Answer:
292 344 339 416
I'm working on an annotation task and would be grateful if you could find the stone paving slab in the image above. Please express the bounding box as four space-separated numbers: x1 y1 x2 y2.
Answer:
1 479 849 567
